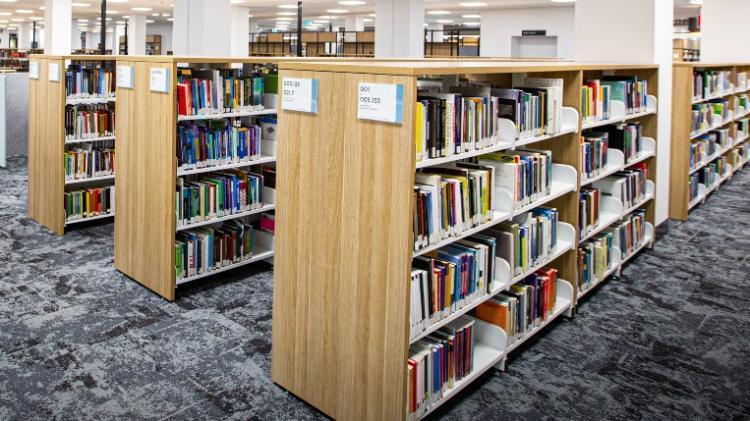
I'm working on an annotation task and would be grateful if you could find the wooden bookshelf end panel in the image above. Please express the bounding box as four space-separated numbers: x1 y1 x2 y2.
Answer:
28 57 65 235
272 69 416 421
114 58 177 301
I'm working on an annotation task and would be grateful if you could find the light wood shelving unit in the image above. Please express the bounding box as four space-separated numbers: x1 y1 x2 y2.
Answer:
270 60 659 421
670 62 750 220
113 56 283 301
28 54 116 235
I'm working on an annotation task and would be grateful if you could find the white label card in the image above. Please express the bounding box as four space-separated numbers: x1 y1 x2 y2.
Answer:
357 82 404 124
29 61 39 79
117 65 134 89
150 67 170 93
281 77 318 113
48 63 60 82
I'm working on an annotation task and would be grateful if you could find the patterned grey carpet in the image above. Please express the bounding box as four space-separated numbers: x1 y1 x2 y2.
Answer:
1 155 749 420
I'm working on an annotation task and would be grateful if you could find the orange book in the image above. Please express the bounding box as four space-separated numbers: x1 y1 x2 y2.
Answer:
475 300 509 332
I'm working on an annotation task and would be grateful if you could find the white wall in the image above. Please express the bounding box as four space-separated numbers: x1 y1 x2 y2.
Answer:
702 0 750 62
148 22 173 54
480 6 574 59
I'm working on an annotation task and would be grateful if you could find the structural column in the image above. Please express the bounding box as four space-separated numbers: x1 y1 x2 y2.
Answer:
127 14 147 55
172 0 231 56
230 6 250 57
44 0 72 54
375 0 424 58
575 0 674 227
701 0 750 62
18 23 31 49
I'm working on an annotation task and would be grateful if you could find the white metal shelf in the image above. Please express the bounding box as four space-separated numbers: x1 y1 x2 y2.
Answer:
66 97 116 105
64 174 115 185
177 155 276 176
176 203 275 232
177 108 277 121
65 135 115 144
65 212 114 226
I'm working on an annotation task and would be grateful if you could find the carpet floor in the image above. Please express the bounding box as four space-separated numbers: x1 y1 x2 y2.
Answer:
1 155 749 420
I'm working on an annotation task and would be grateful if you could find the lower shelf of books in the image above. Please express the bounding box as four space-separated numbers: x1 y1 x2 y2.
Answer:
176 230 274 286
409 278 574 421
577 247 622 300
504 278 574 355
64 212 114 226
409 221 575 343
620 222 654 266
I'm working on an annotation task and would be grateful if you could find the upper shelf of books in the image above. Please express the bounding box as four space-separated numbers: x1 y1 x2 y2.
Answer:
277 60 658 76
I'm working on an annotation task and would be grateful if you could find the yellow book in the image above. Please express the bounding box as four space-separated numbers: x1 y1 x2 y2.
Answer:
414 102 424 161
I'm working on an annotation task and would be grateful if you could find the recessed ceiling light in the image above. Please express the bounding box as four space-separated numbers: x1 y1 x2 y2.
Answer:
462 14 481 18
145 19 154 23
276 17 293 21
459 2 487 6
151 12 159 16
71 2 91 7
550 0 575 2
108 0 130 3
277 11 296 15
132 7 152 11
427 10 451 15
318 15 333 19
463 21 479 25
338 1 365 5
15 9 32 13
105 10 119 14
77 18 89 23
363 18 372 22
327 9 348 13
10 17 24 22
167 18 174 21
689 0 703 4
0 12 11 16
231 0 245 3
278 4 297 9
435 19 453 23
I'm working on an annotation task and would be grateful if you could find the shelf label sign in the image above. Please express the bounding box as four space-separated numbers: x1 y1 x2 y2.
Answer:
29 61 39 79
281 77 318 113
48 63 60 82
357 82 404 124
117 65 134 89
150 67 170 93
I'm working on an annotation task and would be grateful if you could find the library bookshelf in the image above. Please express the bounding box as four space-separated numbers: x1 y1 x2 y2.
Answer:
270 60 658 420
28 54 116 235
670 62 750 221
113 56 286 301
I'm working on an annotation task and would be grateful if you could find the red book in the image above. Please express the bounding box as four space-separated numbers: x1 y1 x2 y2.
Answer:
177 83 189 116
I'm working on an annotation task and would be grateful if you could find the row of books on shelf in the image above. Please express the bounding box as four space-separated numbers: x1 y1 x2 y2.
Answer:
175 166 275 227
736 94 749 115
64 185 114 222
413 164 494 250
690 129 732 170
177 119 272 169
579 165 648 238
581 76 649 122
175 216 273 280
64 145 115 181
689 165 721 203
693 70 732 101
580 122 644 181
176 67 275 117
65 64 115 99
65 103 115 140
736 119 749 141
414 77 565 162
407 266 560 420
577 209 647 291
409 208 558 339
691 100 729 134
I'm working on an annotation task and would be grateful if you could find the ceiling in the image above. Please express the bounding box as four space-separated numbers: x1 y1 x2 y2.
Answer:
0 0 701 32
